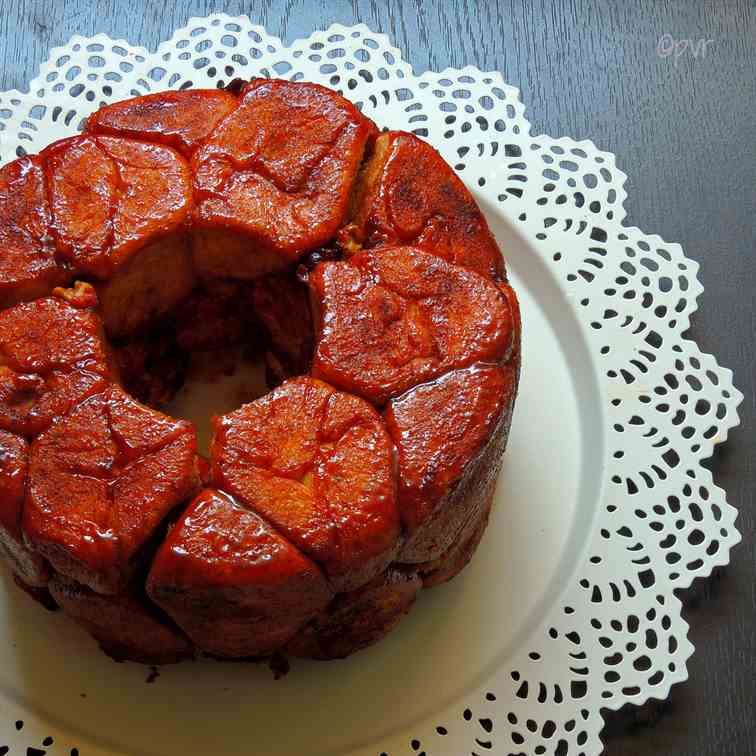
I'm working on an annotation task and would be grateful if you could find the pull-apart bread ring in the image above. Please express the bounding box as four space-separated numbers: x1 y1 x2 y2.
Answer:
0 80 520 663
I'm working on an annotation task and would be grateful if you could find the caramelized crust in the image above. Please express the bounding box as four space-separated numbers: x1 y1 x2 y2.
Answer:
86 89 237 156
385 363 517 562
0 81 521 666
0 156 70 307
0 430 48 585
97 137 192 266
342 131 505 280
44 136 117 276
147 488 333 658
498 281 522 359
0 297 111 436
24 385 199 594
43 135 192 277
40 134 195 337
287 567 421 659
49 575 192 664
211 377 400 591
0 430 28 540
310 246 514 404
192 80 374 266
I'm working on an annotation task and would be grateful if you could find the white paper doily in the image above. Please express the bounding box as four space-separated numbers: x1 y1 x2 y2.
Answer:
0 16 743 756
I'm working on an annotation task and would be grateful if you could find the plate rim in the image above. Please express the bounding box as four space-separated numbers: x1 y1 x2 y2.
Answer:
0 15 743 756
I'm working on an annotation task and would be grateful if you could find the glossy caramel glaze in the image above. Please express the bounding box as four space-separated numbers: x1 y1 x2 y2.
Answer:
0 81 521 666
86 89 237 157
24 385 199 594
0 430 28 542
341 131 505 280
0 157 69 306
0 429 49 586
211 377 400 592
385 363 518 562
0 296 111 436
192 79 375 260
0 82 376 327
43 135 192 279
147 488 332 658
310 246 514 404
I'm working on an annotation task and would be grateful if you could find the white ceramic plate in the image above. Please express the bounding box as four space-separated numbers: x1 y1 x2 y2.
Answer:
0 17 742 756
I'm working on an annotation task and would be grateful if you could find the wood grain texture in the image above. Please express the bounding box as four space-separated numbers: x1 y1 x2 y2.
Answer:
0 1 754 754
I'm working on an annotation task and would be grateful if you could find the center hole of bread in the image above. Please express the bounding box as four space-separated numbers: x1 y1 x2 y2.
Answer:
165 349 268 455
112 271 314 456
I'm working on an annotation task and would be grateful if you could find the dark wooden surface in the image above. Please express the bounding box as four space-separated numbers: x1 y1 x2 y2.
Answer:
0 2 753 755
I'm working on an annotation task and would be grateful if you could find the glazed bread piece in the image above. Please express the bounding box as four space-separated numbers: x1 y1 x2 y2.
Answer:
0 82 377 335
0 295 112 437
24 385 200 594
0 430 49 586
289 367 516 651
49 575 193 664
340 131 505 280
0 137 195 336
147 488 333 658
42 135 196 337
191 79 377 280
85 89 238 157
385 362 518 564
286 567 422 660
212 377 400 592
387 281 520 568
0 157 70 307
0 287 112 588
309 246 515 404
43 136 192 278
0 81 523 666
